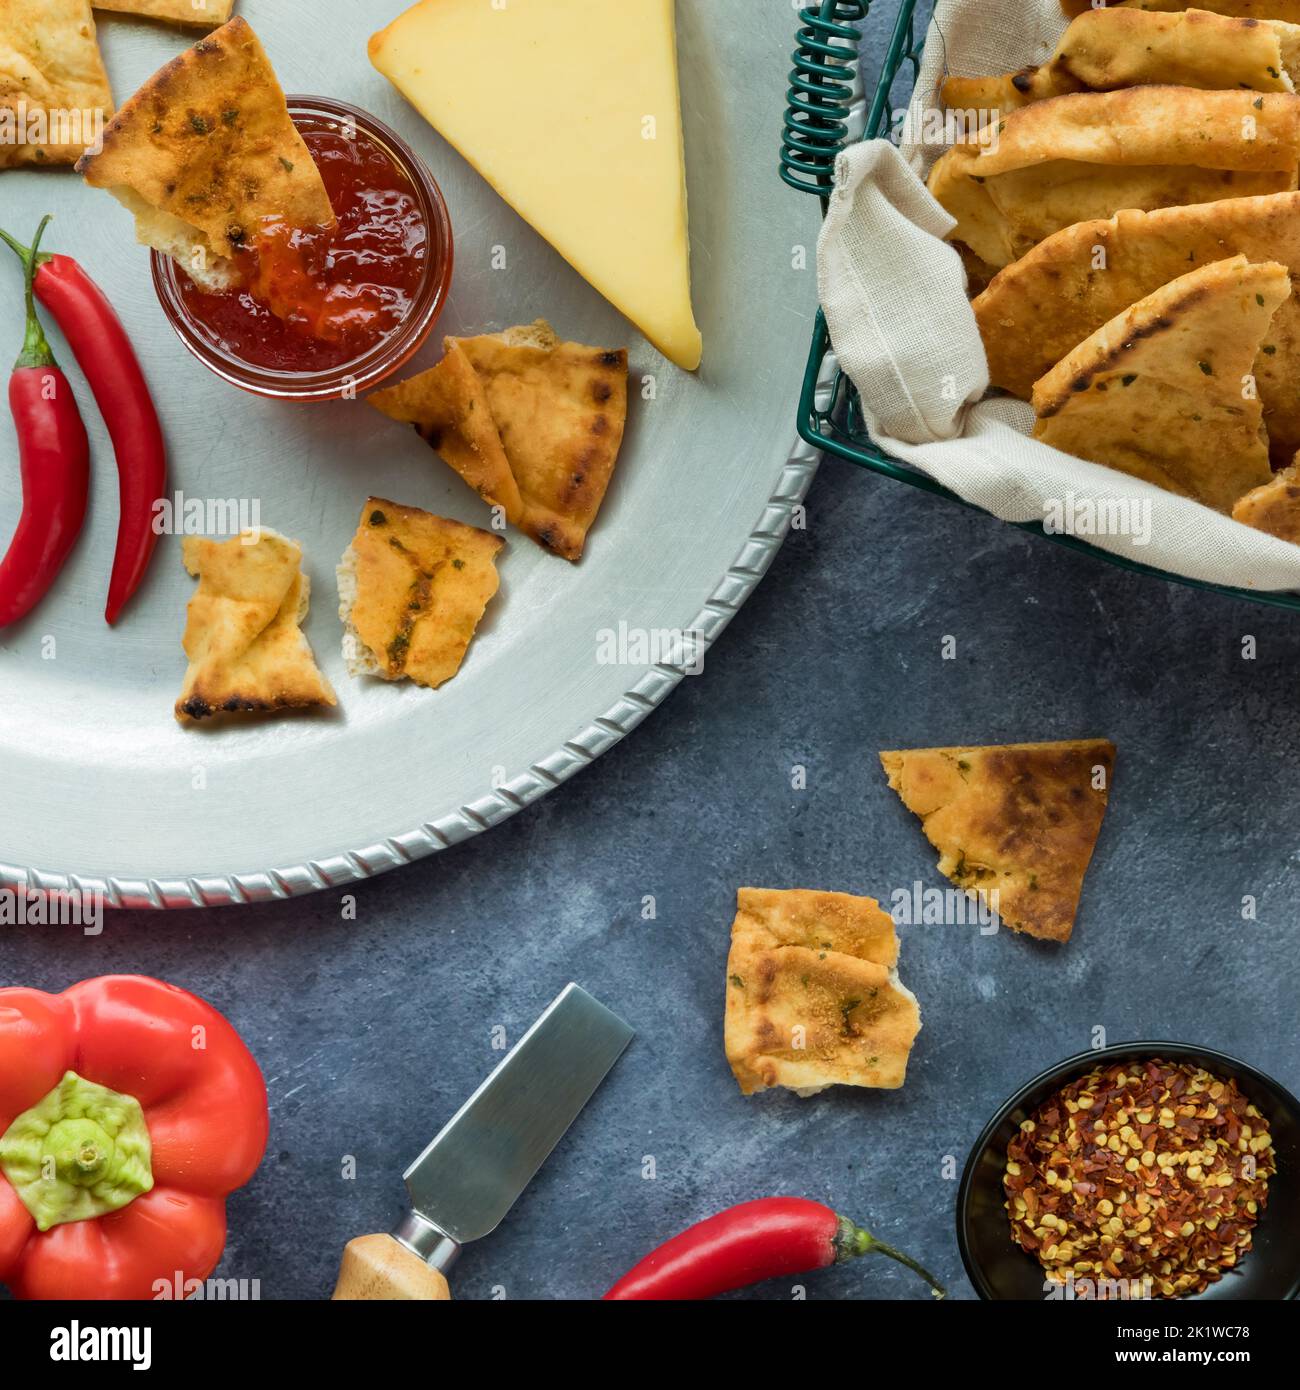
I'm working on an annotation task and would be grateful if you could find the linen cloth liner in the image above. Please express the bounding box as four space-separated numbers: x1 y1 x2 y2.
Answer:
817 0 1300 591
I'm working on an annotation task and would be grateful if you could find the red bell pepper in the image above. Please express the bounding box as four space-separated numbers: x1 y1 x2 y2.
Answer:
0 976 268 1300
602 1196 947 1301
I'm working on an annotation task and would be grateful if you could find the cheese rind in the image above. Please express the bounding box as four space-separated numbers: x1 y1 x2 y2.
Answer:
369 0 702 371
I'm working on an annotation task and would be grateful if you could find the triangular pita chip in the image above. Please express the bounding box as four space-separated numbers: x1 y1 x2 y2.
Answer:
928 88 1300 268
880 740 1115 944
945 9 1296 119
1233 457 1300 542
76 17 333 289
1032 256 1287 511
337 498 503 690
1063 1 1300 19
368 342 523 527
452 321 629 561
1 0 113 169
92 0 234 27
975 194 1300 465
724 888 921 1097
176 530 336 723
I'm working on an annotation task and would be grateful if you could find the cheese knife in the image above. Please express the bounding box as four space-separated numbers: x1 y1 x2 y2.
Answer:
332 983 634 1300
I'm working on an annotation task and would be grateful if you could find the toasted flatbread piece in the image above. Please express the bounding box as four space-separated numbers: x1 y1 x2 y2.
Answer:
1032 256 1287 511
1064 2 1300 19
928 88 1300 268
0 0 113 170
76 17 332 289
176 530 336 724
975 195 1300 465
724 888 921 1097
452 321 628 561
945 9 1296 119
881 741 1115 944
337 498 503 690
1233 458 1300 541
368 342 524 527
93 0 235 27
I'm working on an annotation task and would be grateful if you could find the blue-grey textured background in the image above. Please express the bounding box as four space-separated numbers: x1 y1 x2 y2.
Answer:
3 0 1298 1302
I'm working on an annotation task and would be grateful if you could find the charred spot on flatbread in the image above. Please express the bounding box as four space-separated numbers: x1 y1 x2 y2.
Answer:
724 888 921 1097
76 16 332 287
928 87 1300 268
176 529 336 725
1031 256 1287 511
880 740 1115 944
337 497 503 690
0 0 113 170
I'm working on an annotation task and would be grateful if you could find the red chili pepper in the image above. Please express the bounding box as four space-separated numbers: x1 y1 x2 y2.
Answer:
602 1196 947 1301
0 217 90 630
0 222 167 626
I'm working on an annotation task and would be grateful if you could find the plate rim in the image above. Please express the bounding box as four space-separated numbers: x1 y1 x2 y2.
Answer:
1 429 822 910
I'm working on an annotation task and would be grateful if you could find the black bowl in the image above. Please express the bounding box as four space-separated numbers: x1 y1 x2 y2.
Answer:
957 1043 1300 1300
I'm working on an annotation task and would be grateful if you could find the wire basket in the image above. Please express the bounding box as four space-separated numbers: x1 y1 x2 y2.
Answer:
783 0 1300 614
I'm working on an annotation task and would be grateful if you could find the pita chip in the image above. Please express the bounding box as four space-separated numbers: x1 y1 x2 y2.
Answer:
975 194 1300 465
945 9 1297 120
1032 256 1287 511
76 17 333 290
337 498 503 690
176 530 336 724
724 888 921 1097
1063 2 1300 19
1233 458 1300 542
452 321 629 561
369 342 523 527
93 0 235 27
928 88 1300 268
880 740 1115 944
1 0 113 170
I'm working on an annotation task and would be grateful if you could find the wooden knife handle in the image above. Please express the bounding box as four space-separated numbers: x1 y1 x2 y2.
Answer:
332 1234 452 1301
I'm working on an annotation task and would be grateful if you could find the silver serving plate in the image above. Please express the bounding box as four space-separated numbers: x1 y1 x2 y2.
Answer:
0 0 820 907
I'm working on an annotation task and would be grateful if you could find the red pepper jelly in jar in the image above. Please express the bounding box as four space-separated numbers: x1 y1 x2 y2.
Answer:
154 98 453 402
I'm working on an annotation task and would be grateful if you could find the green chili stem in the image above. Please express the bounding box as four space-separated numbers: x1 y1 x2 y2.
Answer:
838 1217 948 1299
7 215 57 372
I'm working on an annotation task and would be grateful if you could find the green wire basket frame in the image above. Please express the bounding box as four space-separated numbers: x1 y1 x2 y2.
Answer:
783 0 1300 614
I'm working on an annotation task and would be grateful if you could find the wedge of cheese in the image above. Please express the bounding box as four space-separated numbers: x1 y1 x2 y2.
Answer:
369 0 702 371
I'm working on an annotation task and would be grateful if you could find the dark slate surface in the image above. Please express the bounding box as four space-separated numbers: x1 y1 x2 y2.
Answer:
3 0 1298 1303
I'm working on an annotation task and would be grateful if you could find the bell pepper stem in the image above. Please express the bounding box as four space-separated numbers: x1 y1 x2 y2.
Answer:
4 215 57 372
836 1216 948 1299
0 1070 154 1232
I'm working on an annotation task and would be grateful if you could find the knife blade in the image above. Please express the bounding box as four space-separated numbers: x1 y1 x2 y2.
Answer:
393 982 633 1272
